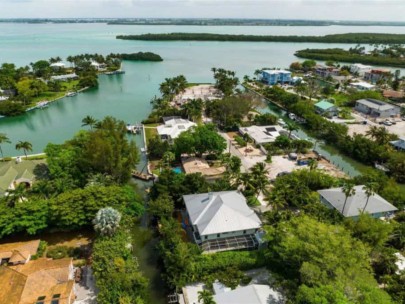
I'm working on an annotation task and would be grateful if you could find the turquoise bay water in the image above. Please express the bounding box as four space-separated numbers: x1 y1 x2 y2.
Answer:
1 23 405 157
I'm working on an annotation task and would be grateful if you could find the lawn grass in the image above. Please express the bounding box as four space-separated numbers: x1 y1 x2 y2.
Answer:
330 93 349 107
144 123 159 143
30 80 80 105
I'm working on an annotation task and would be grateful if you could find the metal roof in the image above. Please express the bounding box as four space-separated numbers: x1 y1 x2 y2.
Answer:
390 138 405 150
239 125 284 144
318 185 398 217
315 100 336 111
356 98 396 111
214 284 284 304
183 191 262 236
157 118 196 139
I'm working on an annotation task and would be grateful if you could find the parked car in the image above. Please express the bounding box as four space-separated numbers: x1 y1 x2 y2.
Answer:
277 171 291 177
383 121 392 126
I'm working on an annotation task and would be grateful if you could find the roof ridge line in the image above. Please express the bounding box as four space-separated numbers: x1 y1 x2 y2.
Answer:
194 194 221 224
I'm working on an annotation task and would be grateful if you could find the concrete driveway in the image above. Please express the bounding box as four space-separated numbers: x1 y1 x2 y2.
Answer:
74 266 97 304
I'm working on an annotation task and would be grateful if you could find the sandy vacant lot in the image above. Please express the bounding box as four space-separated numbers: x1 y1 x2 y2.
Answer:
348 120 405 137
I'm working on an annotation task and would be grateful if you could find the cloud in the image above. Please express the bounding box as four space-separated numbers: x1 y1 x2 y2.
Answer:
1 0 405 20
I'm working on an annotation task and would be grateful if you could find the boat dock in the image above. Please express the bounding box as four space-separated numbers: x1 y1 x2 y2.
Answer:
131 170 155 181
126 123 142 134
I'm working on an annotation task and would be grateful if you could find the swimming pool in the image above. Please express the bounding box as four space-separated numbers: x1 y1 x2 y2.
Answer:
172 167 182 174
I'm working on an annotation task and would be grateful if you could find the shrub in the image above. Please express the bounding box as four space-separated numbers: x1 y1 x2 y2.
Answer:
46 246 70 259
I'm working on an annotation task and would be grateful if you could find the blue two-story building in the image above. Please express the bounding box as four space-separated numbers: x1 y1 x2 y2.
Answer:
260 69 292 85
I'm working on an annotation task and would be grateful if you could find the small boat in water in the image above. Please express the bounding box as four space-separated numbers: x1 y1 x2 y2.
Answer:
66 91 77 97
37 101 49 108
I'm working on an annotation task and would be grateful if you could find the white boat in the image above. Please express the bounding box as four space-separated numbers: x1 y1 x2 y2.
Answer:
37 101 49 108
288 113 296 120
66 91 77 97
126 124 141 134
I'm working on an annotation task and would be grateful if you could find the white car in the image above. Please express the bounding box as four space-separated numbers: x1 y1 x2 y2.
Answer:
383 121 392 126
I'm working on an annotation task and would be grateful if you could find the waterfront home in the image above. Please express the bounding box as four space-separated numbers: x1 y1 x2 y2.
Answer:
180 282 284 304
355 98 400 118
350 63 372 76
364 69 392 84
349 81 376 91
182 157 226 180
0 159 46 197
315 65 340 78
318 185 398 219
314 100 338 117
0 240 40 266
0 257 76 304
183 191 262 252
90 61 107 71
50 73 78 82
239 125 284 145
259 69 291 85
390 137 405 151
157 116 196 143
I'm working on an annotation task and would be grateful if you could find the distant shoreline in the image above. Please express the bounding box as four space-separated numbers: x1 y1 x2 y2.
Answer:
2 18 405 27
116 33 405 44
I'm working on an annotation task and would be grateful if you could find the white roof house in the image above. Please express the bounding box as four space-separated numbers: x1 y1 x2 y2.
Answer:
184 191 262 237
181 283 284 304
214 284 284 304
350 64 372 76
157 117 196 141
349 81 376 91
239 125 284 145
50 73 78 81
318 185 398 218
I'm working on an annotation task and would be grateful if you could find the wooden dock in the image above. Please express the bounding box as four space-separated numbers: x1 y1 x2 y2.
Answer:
131 170 155 181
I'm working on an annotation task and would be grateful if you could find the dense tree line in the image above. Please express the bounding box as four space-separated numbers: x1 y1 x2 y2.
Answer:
295 48 405 68
116 33 405 44
117 52 163 62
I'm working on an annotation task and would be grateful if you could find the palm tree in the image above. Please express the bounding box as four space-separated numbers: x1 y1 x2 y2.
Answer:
285 122 298 139
341 182 356 215
0 133 11 161
198 290 216 304
15 141 32 160
81 115 98 130
365 126 393 146
93 207 122 236
308 159 318 171
362 182 377 214
251 162 270 199
160 151 175 170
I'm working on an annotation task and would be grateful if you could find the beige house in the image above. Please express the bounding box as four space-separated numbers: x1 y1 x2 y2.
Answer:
0 241 76 304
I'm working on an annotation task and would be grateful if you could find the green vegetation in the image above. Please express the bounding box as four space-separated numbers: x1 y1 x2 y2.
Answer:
92 218 149 304
296 46 405 68
117 52 163 62
116 32 405 44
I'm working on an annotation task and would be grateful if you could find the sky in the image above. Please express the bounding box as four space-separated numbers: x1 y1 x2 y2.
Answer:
0 0 405 21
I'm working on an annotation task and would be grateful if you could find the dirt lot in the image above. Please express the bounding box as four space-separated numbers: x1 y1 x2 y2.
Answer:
267 153 347 180
348 120 405 137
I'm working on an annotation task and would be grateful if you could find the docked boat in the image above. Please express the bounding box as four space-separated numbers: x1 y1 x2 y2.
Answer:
288 113 296 120
66 91 77 97
37 101 49 108
126 124 142 134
